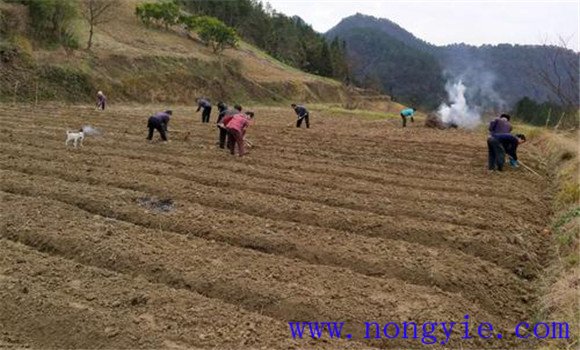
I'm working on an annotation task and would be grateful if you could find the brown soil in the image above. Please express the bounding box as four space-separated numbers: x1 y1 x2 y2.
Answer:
0 103 553 349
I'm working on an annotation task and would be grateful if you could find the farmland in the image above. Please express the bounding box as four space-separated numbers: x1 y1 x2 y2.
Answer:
0 103 552 348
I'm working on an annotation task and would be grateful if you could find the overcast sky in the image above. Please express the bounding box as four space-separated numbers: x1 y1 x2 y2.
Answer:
266 0 580 51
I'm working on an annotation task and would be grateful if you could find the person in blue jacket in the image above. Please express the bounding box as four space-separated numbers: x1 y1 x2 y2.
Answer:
400 107 416 127
487 133 526 171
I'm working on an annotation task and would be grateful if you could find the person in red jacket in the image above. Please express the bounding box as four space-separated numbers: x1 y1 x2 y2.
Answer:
219 111 255 156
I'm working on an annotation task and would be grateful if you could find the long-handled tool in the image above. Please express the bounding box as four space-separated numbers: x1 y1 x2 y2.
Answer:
510 157 543 178
287 114 307 127
518 160 543 178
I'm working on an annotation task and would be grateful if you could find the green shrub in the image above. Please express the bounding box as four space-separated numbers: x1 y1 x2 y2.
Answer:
184 16 238 54
135 1 180 29
134 3 238 54
25 0 78 47
514 96 578 129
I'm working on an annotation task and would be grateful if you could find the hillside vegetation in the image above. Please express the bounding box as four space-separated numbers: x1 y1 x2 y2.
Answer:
327 13 579 127
0 0 355 105
329 26 445 108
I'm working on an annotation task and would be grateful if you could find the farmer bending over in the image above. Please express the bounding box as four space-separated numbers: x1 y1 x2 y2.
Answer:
400 107 416 127
216 103 242 149
196 98 212 123
487 133 526 171
96 91 106 111
292 103 310 128
147 110 172 143
220 111 255 157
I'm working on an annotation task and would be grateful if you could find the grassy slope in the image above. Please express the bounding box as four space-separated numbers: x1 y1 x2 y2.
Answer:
509 124 579 349
1 0 361 105
79 0 329 84
536 130 579 350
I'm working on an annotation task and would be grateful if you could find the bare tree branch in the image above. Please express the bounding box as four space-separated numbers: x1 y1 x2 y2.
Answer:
80 0 120 50
533 36 579 107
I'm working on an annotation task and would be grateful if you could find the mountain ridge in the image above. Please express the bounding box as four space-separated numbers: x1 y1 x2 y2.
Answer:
325 13 579 110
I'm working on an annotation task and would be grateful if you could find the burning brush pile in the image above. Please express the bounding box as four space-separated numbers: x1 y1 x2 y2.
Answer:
425 80 482 130
425 113 458 130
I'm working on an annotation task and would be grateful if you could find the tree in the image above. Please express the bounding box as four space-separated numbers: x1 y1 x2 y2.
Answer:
187 16 238 54
316 41 333 77
80 0 119 50
135 1 179 29
176 0 347 77
534 37 579 108
24 0 78 47
329 37 350 81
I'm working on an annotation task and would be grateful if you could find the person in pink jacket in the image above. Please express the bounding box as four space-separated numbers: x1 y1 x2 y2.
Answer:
219 111 255 156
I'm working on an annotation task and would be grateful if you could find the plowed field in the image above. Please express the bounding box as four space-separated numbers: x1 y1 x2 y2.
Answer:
0 103 551 349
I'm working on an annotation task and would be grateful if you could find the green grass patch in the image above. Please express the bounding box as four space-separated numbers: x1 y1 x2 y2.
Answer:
309 104 394 120
553 206 580 266
553 206 580 232
239 42 340 86
557 181 580 207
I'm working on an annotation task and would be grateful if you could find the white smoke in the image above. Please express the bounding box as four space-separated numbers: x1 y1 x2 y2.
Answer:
436 80 482 129
82 125 102 136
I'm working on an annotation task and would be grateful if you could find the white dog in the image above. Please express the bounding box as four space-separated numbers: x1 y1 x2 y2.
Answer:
65 128 84 148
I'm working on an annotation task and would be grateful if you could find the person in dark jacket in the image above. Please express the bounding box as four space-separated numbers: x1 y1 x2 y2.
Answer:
196 98 212 123
216 103 242 149
489 114 512 135
147 110 172 142
487 133 526 171
291 103 310 128
216 102 228 148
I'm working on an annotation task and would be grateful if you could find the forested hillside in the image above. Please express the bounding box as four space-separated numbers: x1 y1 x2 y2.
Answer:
327 13 579 119
329 26 445 108
178 0 349 81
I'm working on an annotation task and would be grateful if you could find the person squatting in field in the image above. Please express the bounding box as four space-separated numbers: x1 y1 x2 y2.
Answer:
219 111 255 156
292 103 310 128
489 114 513 135
96 91 106 111
147 110 172 143
196 98 212 123
487 133 526 171
216 102 243 149
400 107 416 127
